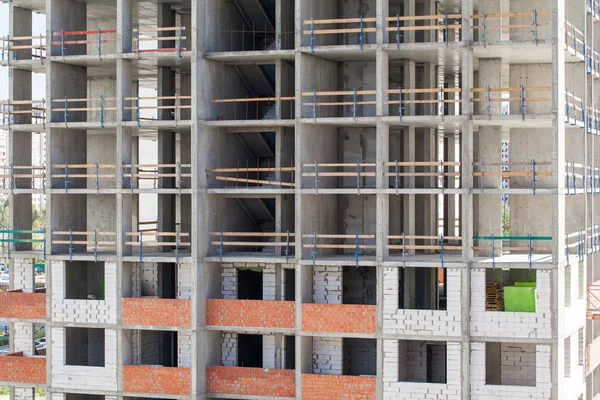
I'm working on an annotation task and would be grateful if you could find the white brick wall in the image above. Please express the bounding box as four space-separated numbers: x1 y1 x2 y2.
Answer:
470 269 551 339
470 342 551 399
141 262 158 296
313 266 342 304
12 259 34 292
383 339 461 399
51 394 65 400
51 261 117 324
312 337 342 374
501 343 536 386
221 264 237 299
51 327 118 391
13 388 34 400
178 263 192 299
13 322 34 356
383 267 461 337
222 332 237 366
264 333 276 368
263 264 276 300
178 332 192 368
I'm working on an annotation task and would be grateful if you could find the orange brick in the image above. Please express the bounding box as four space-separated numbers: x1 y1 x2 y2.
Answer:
122 298 191 327
302 304 376 334
302 374 376 400
206 299 295 329
0 292 46 320
207 366 295 397
123 365 191 395
0 353 46 384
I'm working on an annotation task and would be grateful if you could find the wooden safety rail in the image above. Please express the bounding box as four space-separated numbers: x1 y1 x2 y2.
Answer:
387 234 461 266
565 91 586 128
124 94 192 125
132 25 187 56
565 161 586 195
51 163 116 192
0 229 46 258
52 231 116 260
384 160 460 190
587 284 600 320
565 230 586 265
125 231 190 262
471 11 549 42
302 90 375 118
222 22 294 51
385 14 462 46
0 166 45 190
302 233 376 267
385 87 461 119
472 235 552 268
472 161 551 193
470 86 551 120
0 99 46 126
565 20 585 58
303 16 377 51
124 163 191 189
207 163 295 188
212 96 294 121
210 231 295 262
302 162 376 190
51 97 117 127
1 35 46 61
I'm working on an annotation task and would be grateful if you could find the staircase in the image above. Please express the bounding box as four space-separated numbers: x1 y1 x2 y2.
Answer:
262 102 277 120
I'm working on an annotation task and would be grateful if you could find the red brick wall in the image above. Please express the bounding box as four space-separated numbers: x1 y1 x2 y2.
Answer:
123 365 191 395
0 353 46 384
206 299 295 329
122 298 191 327
302 374 376 400
207 366 295 397
0 292 45 320
302 304 376 334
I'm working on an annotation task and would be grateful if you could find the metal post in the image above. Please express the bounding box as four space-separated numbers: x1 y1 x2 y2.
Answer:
312 232 317 266
65 162 69 194
312 89 317 120
61 30 65 56
177 161 182 189
531 10 538 41
219 230 223 264
355 232 359 268
310 19 315 53
487 86 492 115
398 87 403 122
439 234 445 268
175 228 179 264
356 160 361 191
285 230 290 264
139 229 143 263
444 13 449 42
396 14 401 49
69 228 73 262
97 27 101 57
482 14 487 45
352 88 357 118
531 159 537 195
93 229 97 261
314 161 319 194
394 160 400 193
491 233 495 270
95 162 99 192
520 85 526 121
359 15 364 51
178 23 183 58
9 163 13 190
136 93 140 127
136 25 140 54
100 95 104 128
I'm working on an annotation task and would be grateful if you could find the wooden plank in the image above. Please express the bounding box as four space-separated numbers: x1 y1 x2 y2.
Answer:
386 88 462 94
302 27 377 34
384 161 461 166
472 171 552 177
388 235 462 240
209 176 295 187
52 164 116 168
125 232 189 237
301 234 375 239
385 24 462 32
471 12 549 18
133 26 186 33
301 101 377 106
210 241 295 247
475 23 549 29
209 232 296 237
303 17 377 24
302 163 376 167
53 231 116 236
207 167 295 173
302 244 376 249
302 172 377 177
302 90 376 96
470 97 551 102
386 14 462 21
211 96 294 103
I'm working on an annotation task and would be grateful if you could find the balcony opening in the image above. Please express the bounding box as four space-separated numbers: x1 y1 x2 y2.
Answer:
238 269 263 300
398 340 446 383
285 268 295 301
399 267 446 311
66 395 105 400
285 335 295 369
485 342 536 387
485 269 536 312
343 338 377 376
343 266 376 305
65 327 105 367
139 330 178 368
238 334 263 368
65 261 105 300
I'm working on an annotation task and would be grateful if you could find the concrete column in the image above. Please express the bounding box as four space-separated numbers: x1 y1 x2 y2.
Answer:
421 62 437 115
403 60 416 116
48 0 86 57
9 6 32 61
376 50 389 117
117 0 133 53
403 0 415 43
275 59 282 119
403 127 416 254
276 0 282 50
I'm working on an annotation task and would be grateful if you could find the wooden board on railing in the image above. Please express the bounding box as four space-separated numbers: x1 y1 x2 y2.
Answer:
209 232 295 237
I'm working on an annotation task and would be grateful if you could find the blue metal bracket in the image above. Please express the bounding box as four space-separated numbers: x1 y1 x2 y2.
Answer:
65 162 69 194
566 89 570 124
482 14 487 44
95 162 99 192
396 14 401 49
486 86 492 115
352 88 357 118
398 87 403 122
444 13 449 42
9 163 14 190
139 229 143 263
136 93 141 127
531 159 537 195
401 232 406 264
310 19 315 53
578 230 583 263
439 85 444 115
312 232 317 266
99 95 104 128
531 10 538 42
566 163 570 195
61 30 66 56
566 234 570 266
177 161 182 189
359 16 364 51
573 161 577 192
63 96 69 124
178 24 183 58
312 89 317 120
97 28 102 57
175 228 180 264
69 228 73 262
136 24 140 55
355 232 359 268
285 230 290 264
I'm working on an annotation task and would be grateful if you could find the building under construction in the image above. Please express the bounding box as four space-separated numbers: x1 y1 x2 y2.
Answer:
0 0 598 398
